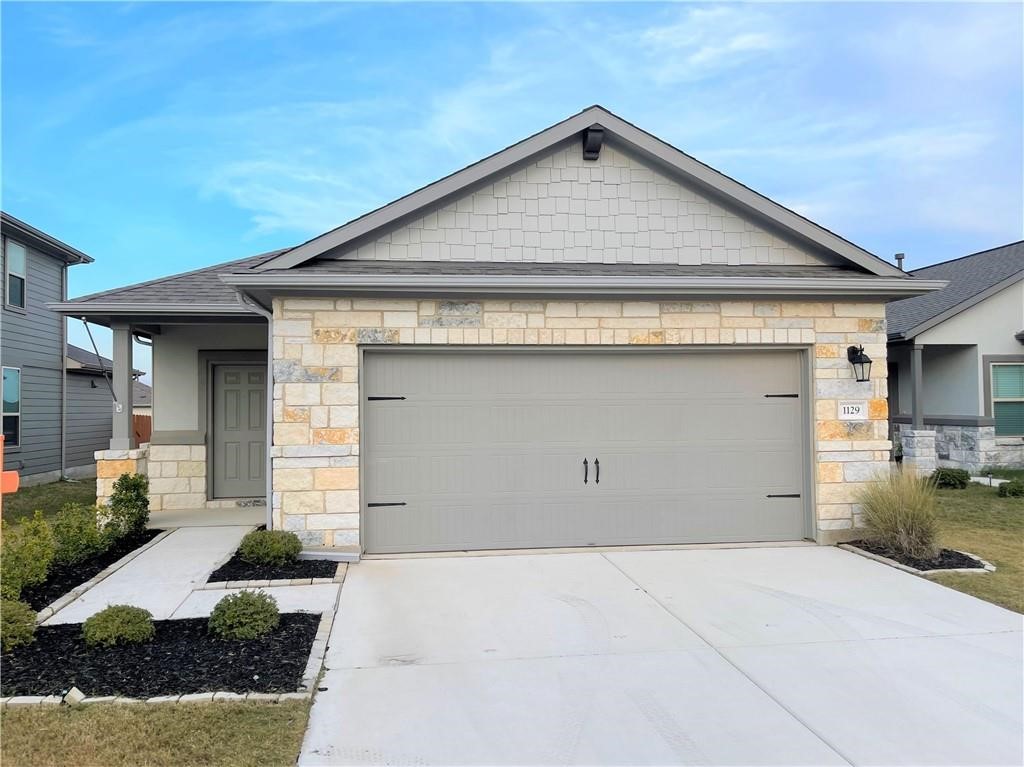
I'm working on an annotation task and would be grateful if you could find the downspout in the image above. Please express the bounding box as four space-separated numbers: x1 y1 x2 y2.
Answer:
60 264 67 479
236 291 274 530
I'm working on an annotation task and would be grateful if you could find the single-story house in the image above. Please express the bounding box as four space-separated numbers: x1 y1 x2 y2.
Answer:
53 106 943 555
887 241 1024 471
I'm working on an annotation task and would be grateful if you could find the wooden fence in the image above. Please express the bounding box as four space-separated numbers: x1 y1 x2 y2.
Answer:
133 414 152 445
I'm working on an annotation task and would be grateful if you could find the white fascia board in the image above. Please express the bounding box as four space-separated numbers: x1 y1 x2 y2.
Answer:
222 273 946 299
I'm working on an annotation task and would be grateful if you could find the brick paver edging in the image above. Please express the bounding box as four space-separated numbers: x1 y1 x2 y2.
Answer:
199 562 347 590
838 544 996 575
1 607 337 708
35 529 177 624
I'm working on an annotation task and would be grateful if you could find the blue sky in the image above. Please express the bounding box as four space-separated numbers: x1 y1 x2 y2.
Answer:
2 2 1022 374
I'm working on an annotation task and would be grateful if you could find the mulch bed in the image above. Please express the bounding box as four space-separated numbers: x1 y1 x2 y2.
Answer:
848 540 985 571
21 530 164 611
206 554 337 584
0 613 320 698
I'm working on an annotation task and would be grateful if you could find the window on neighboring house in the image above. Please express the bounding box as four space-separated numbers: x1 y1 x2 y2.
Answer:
2 367 20 448
4 238 27 309
992 363 1024 437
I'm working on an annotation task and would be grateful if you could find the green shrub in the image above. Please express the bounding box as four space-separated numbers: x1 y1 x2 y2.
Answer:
998 479 1024 498
859 469 939 561
82 605 155 647
0 511 55 600
237 530 302 566
1 599 37 652
103 473 150 541
208 591 280 640
53 503 110 566
930 468 970 489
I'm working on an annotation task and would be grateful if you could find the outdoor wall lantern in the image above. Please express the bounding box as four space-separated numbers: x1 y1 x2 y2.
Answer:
847 345 873 382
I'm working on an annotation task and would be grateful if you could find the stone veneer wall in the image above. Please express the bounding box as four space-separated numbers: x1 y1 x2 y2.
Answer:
97 444 266 511
95 447 149 506
272 297 891 549
892 422 1024 472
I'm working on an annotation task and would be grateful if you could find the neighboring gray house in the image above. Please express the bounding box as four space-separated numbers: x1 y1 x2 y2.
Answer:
64 343 147 472
887 241 1024 470
54 106 943 553
1 212 96 484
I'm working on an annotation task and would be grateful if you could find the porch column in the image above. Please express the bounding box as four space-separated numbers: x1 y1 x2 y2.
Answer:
110 323 134 450
910 344 924 429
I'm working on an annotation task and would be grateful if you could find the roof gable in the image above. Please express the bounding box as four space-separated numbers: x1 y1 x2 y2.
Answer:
257 105 904 277
334 141 834 268
886 241 1024 340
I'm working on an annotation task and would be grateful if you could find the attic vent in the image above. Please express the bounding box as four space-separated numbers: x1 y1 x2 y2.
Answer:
582 126 604 161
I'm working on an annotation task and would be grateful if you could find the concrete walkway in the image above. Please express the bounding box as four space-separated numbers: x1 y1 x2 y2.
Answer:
46 526 340 624
301 546 1023 766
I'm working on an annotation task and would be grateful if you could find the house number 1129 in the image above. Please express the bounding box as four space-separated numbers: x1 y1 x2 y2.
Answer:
838 401 867 421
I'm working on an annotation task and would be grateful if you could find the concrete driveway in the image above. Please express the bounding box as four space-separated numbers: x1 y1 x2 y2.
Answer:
300 546 1023 766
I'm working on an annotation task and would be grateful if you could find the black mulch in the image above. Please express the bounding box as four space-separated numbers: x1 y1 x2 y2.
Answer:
206 554 338 584
21 530 164 611
848 541 984 571
0 613 320 698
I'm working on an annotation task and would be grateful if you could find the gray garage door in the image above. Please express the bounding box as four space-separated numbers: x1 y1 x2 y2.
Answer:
363 349 807 554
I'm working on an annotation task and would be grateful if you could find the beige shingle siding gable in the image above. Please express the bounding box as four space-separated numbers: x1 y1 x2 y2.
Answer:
340 144 830 267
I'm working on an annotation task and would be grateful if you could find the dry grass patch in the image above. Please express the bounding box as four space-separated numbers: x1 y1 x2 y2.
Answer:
929 485 1024 614
0 701 309 767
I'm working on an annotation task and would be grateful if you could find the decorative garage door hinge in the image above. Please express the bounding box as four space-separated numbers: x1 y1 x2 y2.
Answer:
367 502 407 507
766 494 801 498
367 396 406 401
763 393 799 398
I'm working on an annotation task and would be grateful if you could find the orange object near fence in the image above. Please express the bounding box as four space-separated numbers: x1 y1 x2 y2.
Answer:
0 434 20 514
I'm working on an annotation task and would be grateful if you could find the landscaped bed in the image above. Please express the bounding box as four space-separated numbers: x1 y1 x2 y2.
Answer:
0 613 320 698
21 529 163 611
206 528 339 584
844 539 988 572
206 554 337 584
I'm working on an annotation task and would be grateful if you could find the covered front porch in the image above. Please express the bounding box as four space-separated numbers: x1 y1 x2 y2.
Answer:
84 315 271 524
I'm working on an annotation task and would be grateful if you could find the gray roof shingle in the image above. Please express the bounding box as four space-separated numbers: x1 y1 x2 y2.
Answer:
66 250 286 306
886 241 1024 340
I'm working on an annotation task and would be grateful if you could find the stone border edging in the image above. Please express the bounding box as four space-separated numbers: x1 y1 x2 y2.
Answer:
0 691 312 709
838 543 996 576
35 529 177 625
3 604 340 710
199 562 347 590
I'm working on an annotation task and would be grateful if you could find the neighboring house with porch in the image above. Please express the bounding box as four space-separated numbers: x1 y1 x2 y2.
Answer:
52 106 943 556
1 212 100 485
887 241 1024 472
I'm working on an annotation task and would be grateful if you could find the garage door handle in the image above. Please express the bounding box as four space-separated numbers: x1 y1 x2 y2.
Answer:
594 458 600 485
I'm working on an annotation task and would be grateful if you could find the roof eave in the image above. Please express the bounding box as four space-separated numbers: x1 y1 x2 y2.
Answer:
223 272 946 300
49 301 254 315
886 269 1024 342
254 106 902 278
1 212 95 265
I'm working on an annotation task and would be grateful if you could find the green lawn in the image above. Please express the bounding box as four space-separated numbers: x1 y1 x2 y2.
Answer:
978 466 1024 482
0 701 310 767
1 479 96 525
928 484 1024 613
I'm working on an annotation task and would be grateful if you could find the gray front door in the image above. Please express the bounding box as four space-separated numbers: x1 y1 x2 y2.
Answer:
363 349 807 554
212 365 266 498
